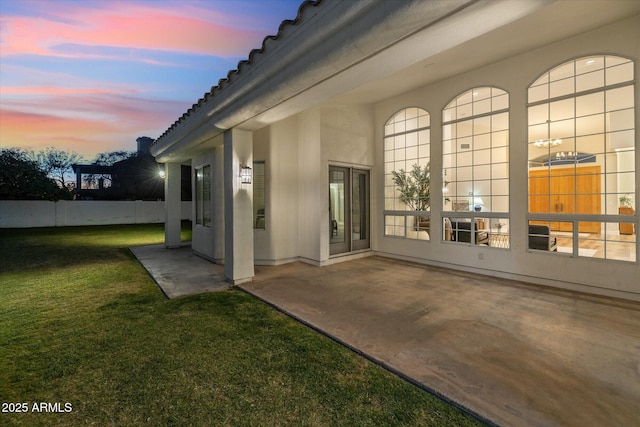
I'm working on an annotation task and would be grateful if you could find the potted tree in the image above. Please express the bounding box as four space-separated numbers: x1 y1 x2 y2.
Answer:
392 163 448 232
619 194 633 209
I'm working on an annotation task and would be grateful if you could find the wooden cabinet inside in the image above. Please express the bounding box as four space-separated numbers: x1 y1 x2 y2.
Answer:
619 207 635 235
529 165 601 233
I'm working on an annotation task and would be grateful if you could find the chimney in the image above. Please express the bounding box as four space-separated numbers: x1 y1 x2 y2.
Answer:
136 136 154 154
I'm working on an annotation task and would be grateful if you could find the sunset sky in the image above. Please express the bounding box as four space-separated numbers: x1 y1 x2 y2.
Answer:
0 0 302 161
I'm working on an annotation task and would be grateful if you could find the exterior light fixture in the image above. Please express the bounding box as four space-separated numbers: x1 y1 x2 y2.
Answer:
158 169 166 179
240 164 252 184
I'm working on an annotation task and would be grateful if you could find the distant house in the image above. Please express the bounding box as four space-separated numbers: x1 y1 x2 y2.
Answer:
73 137 190 201
151 0 639 301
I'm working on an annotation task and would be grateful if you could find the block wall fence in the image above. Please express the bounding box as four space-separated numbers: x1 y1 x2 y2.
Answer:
0 201 192 228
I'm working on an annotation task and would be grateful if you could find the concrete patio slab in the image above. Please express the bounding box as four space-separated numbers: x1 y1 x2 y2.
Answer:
130 244 229 298
130 245 640 426
241 257 640 427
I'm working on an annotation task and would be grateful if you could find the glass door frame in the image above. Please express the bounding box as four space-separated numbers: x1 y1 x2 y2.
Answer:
329 165 370 256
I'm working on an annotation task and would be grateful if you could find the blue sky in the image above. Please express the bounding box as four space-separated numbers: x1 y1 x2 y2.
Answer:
0 0 302 159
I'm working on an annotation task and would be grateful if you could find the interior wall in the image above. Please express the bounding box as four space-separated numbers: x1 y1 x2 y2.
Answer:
374 15 640 300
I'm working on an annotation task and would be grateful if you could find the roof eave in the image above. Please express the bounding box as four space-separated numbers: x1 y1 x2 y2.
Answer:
151 0 551 163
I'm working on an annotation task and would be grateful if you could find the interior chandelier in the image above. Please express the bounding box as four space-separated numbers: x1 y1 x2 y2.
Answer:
534 138 562 148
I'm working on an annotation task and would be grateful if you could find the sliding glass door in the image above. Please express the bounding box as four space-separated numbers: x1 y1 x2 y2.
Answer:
329 166 369 255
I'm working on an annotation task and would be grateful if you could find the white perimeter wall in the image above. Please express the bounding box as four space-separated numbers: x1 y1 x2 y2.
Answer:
0 200 192 228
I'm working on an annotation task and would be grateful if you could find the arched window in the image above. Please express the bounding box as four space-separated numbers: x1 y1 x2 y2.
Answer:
442 87 510 248
527 55 636 262
383 107 430 240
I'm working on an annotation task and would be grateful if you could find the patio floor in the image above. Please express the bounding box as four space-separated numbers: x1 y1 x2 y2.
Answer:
132 245 640 427
130 244 229 298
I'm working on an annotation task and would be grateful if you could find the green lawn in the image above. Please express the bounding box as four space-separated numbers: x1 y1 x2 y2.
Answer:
0 224 483 426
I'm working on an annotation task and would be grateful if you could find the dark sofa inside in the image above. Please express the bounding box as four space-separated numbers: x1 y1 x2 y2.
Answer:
449 220 489 245
528 224 558 251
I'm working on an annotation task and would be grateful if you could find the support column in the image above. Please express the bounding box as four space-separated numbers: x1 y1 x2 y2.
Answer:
223 128 254 284
164 162 182 248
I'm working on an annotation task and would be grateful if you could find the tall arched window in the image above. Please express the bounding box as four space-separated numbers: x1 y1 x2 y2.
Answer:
383 107 430 240
442 87 510 248
527 55 636 262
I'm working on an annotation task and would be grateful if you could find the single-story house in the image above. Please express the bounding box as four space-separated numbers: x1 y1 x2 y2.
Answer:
151 0 639 301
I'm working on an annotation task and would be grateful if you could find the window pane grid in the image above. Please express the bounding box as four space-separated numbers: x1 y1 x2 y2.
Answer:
443 215 509 249
443 87 510 248
384 215 405 237
195 165 211 227
384 108 431 214
253 161 265 229
443 88 509 218
527 55 635 263
529 55 633 102
384 214 430 241
203 165 211 227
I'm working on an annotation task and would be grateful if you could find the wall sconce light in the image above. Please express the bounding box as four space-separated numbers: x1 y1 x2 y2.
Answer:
158 169 166 179
240 164 252 184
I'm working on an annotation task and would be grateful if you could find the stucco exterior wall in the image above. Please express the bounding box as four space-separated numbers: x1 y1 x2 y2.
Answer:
252 104 375 265
374 16 640 300
320 105 376 264
297 109 323 263
254 115 300 265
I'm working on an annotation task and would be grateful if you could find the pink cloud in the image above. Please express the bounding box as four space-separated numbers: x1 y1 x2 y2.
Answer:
0 64 151 101
15 93 184 123
1 86 134 96
0 2 265 60
1 109 121 155
1 93 185 157
0 1 292 159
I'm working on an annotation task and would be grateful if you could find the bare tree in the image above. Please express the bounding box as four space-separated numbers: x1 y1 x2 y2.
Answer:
1 147 70 200
35 147 84 189
94 150 137 166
